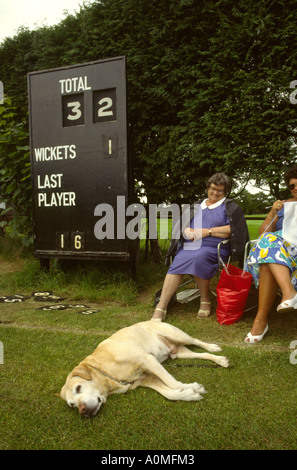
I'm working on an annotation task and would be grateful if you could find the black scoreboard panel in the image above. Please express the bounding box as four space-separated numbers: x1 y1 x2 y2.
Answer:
28 57 135 263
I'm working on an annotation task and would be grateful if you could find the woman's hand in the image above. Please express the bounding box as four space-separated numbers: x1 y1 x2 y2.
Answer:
183 227 204 240
183 227 194 240
192 228 203 240
271 200 285 214
184 228 207 240
259 200 284 235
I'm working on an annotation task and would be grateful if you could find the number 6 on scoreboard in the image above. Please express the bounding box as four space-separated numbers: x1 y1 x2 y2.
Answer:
74 234 82 250
71 232 85 251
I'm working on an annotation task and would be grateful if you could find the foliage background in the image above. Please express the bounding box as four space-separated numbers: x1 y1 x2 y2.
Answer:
0 0 297 240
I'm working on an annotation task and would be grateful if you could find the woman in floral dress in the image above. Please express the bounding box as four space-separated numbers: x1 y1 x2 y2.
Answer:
244 166 297 343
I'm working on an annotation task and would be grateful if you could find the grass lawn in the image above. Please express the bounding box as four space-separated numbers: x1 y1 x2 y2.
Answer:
0 218 296 451
246 218 264 240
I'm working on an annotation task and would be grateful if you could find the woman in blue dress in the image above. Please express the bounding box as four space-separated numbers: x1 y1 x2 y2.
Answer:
151 173 249 320
244 165 297 343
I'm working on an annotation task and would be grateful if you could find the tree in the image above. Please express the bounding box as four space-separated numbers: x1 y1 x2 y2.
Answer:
1 0 297 250
233 189 275 215
0 96 31 244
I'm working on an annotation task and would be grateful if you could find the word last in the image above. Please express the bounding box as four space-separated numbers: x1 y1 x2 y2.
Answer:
37 174 63 189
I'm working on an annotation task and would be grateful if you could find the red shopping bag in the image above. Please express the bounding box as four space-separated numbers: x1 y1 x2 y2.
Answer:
216 265 252 325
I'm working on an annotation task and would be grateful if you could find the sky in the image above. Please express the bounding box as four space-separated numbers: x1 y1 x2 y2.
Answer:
0 0 93 44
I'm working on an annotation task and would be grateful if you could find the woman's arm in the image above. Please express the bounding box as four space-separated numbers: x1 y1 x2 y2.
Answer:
184 225 231 240
204 225 231 239
259 200 284 235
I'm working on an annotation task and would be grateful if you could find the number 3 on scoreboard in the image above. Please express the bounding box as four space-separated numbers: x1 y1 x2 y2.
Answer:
67 101 82 121
62 93 84 127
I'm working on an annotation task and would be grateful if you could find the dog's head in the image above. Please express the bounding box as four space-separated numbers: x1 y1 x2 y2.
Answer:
60 363 107 417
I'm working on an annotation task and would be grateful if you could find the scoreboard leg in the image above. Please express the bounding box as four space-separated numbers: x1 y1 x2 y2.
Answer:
40 258 50 271
128 239 140 279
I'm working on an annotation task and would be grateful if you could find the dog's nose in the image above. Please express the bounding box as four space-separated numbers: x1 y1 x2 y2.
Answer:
78 402 88 415
78 402 98 417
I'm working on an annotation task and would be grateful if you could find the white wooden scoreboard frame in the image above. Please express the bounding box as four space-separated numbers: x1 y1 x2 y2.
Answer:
28 57 136 267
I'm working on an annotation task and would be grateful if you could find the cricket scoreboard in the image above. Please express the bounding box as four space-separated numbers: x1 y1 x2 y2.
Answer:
28 57 136 269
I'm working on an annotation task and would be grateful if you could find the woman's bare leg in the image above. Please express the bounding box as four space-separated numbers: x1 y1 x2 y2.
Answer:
152 273 182 320
193 276 211 317
249 263 294 337
268 264 296 303
193 276 210 301
249 264 279 336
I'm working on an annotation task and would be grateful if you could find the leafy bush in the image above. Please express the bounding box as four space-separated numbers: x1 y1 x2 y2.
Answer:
0 96 33 246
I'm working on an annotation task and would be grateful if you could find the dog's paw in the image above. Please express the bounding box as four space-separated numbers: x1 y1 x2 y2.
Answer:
185 382 207 394
185 386 204 401
175 387 203 401
216 355 229 368
207 343 222 353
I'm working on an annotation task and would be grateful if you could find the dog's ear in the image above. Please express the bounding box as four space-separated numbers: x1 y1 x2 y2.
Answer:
60 385 66 399
71 364 92 381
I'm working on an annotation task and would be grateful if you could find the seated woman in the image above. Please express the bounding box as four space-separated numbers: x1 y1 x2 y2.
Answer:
151 172 249 321
244 165 297 343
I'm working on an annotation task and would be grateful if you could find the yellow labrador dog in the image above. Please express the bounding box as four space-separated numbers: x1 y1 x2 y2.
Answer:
60 321 229 417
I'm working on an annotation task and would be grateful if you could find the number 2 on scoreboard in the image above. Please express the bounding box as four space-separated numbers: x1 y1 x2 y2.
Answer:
93 88 116 123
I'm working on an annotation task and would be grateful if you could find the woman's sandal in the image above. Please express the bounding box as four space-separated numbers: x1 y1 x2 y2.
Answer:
244 324 268 344
197 301 211 318
277 293 297 313
151 307 167 321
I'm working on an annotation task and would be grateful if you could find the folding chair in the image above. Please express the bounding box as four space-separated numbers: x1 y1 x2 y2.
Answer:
217 239 231 272
243 239 258 266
